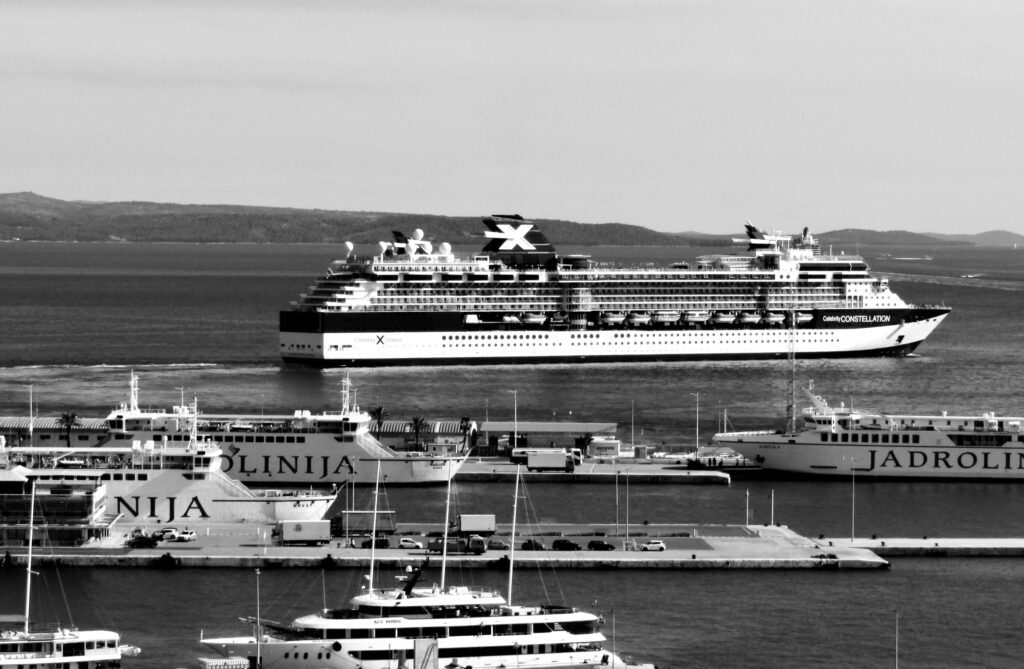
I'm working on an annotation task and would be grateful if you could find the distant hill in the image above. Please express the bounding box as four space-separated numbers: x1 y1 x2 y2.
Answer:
0 192 728 247
815 228 969 247
926 230 1024 247
0 192 1011 248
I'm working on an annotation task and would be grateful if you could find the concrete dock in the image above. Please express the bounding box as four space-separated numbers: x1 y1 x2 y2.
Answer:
456 458 735 484
0 522 888 569
822 536 1024 557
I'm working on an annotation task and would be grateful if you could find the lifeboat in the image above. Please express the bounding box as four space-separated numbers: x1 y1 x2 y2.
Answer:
653 310 681 324
627 311 652 326
711 312 736 325
601 311 626 325
684 310 712 323
502 314 521 324
521 312 547 325
738 312 761 325
763 312 786 325
796 312 814 324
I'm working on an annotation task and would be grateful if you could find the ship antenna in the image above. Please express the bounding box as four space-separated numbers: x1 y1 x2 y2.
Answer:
129 370 140 413
787 308 797 435
340 375 351 413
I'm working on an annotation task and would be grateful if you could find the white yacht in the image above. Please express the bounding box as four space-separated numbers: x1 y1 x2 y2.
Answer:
0 483 141 667
201 470 656 668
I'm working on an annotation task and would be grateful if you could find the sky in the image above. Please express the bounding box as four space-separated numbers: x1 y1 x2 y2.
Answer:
2 0 1023 236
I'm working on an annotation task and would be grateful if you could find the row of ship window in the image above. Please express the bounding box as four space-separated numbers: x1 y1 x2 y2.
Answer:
823 433 920 444
282 644 586 662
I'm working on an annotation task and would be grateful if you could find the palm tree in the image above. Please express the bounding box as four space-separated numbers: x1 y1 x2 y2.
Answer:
458 416 472 453
369 406 389 438
58 411 81 445
410 416 427 450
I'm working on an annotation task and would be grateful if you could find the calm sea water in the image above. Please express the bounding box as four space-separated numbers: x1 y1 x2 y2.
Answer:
1 240 1024 667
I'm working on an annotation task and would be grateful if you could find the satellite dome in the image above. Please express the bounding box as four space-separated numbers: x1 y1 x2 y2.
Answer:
438 242 452 255
412 228 424 241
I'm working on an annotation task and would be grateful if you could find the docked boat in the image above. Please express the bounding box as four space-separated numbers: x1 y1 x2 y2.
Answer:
713 381 1024 479
200 470 656 669
103 373 467 486
0 483 140 666
4 404 340 525
280 216 949 366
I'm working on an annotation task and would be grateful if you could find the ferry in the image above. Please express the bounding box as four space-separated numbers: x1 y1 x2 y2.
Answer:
712 381 1024 479
279 215 950 366
102 373 466 486
3 410 339 526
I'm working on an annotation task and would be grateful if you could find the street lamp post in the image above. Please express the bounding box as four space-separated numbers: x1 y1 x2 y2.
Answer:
690 392 701 448
845 456 857 541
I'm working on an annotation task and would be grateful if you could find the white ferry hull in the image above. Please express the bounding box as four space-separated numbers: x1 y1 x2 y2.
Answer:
282 309 948 366
723 437 1024 480
215 438 462 486
31 468 336 525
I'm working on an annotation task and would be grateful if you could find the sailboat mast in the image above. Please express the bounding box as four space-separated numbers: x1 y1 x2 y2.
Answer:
367 461 381 592
440 458 453 590
507 466 520 603
24 480 36 634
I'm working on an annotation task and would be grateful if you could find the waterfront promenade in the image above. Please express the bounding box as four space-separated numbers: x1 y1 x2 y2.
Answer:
1 522 887 569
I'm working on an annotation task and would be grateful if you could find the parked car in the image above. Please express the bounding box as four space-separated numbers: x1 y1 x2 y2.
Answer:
552 539 582 551
486 538 510 550
587 540 615 551
521 539 546 551
126 535 159 549
398 537 423 550
151 527 179 541
361 537 390 549
640 540 666 552
175 530 197 542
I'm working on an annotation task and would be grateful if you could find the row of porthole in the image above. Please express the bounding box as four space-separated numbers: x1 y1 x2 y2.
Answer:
442 334 550 341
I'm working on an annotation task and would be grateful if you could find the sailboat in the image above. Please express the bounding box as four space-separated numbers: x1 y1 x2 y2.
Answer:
200 463 657 668
0 482 140 666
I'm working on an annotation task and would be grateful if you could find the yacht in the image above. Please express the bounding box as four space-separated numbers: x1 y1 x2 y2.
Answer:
0 483 141 666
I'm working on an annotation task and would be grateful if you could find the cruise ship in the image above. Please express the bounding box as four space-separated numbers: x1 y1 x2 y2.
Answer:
713 381 1024 479
102 373 466 486
279 215 950 366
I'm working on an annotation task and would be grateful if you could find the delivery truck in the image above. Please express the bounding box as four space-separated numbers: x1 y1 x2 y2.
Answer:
276 520 331 546
527 450 574 472
454 514 496 537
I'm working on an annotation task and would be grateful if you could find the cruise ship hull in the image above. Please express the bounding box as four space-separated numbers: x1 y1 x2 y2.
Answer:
281 307 949 367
